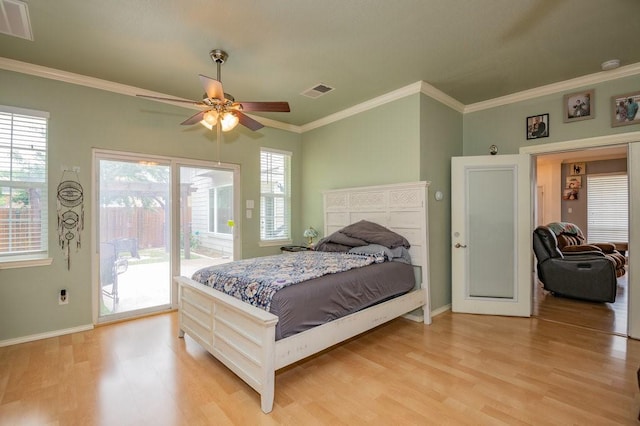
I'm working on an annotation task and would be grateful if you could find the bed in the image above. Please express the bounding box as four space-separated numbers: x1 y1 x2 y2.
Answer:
174 181 431 413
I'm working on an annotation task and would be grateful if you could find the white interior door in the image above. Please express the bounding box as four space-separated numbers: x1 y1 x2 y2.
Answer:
451 154 532 316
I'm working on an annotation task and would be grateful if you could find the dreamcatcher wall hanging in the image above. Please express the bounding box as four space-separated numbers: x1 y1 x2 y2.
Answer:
57 168 84 270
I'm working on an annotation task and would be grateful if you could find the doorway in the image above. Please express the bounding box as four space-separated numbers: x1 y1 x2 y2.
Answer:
94 151 239 323
533 146 629 335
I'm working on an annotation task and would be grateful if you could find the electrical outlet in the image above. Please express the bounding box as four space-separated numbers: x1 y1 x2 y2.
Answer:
59 289 68 305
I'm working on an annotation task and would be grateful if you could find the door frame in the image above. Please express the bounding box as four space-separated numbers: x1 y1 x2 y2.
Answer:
520 130 640 339
91 149 241 325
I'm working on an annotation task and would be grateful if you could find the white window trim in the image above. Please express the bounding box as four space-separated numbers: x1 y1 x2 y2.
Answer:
259 148 292 246
0 105 51 268
586 172 628 243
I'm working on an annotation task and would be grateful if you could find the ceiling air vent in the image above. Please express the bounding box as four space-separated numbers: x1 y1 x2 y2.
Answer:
0 0 33 41
301 83 334 99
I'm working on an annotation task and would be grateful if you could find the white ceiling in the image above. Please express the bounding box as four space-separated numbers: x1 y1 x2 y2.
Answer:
1 0 640 127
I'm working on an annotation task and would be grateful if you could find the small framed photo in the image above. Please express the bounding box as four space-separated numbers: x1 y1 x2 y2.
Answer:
526 113 549 140
569 162 585 175
563 189 579 201
611 91 640 127
566 176 582 189
563 90 594 122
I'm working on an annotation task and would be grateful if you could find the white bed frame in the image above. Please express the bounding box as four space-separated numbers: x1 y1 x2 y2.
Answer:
175 181 431 413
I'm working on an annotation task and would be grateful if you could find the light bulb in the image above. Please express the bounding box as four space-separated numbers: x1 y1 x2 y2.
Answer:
200 110 218 130
221 112 239 132
204 110 218 124
200 119 213 130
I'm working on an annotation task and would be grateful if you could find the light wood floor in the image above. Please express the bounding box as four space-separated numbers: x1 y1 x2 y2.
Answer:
533 270 628 336
1 312 639 425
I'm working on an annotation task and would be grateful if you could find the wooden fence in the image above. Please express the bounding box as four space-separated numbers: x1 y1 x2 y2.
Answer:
0 208 43 253
100 207 166 248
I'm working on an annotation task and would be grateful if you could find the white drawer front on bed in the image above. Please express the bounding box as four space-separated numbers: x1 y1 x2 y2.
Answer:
180 287 215 348
215 305 268 345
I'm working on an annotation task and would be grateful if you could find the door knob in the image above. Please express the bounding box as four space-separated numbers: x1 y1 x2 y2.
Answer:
454 243 467 248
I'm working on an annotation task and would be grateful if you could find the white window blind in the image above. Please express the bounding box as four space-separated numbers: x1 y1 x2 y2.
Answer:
260 149 291 242
0 107 49 260
586 174 628 243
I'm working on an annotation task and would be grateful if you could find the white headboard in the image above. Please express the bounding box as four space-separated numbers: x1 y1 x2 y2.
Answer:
323 181 431 320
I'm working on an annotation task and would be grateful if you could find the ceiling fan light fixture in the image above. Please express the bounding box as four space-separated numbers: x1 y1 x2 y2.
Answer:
200 119 214 130
203 110 218 125
221 112 239 132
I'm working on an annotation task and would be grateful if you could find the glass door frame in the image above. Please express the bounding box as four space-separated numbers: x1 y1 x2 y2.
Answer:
92 149 240 324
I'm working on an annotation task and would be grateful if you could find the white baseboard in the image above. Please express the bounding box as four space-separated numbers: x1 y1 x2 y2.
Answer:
431 304 451 318
0 324 94 347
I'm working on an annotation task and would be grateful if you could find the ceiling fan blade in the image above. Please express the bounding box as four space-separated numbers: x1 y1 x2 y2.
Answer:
136 94 204 106
199 74 224 100
236 101 290 112
236 111 264 131
181 111 206 125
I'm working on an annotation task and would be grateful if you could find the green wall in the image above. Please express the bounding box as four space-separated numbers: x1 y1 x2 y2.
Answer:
419 95 463 310
300 93 463 313
0 70 301 341
3 64 639 343
463 75 640 155
300 94 422 235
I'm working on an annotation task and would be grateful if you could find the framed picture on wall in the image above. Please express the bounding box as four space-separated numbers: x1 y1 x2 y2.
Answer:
526 113 549 140
563 189 579 200
563 90 594 122
611 91 640 127
566 176 582 189
569 162 585 175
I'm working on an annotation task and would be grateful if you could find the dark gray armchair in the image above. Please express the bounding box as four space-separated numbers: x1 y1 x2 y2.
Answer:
533 226 617 303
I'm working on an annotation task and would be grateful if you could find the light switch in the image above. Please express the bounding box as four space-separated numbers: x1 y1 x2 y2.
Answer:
246 200 254 209
568 207 572 213
246 209 252 219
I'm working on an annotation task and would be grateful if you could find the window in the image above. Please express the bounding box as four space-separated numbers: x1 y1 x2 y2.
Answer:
0 106 49 262
587 174 628 243
209 185 233 234
260 149 291 243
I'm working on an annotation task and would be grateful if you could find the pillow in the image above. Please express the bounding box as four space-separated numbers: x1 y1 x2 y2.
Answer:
340 220 410 249
314 239 351 252
389 246 412 264
348 244 389 263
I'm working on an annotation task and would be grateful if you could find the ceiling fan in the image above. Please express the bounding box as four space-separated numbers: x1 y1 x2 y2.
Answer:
137 49 290 132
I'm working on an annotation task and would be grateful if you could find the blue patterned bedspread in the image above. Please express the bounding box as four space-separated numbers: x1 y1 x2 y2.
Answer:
191 251 380 311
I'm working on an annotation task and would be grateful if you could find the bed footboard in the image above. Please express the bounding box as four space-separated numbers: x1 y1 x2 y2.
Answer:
175 276 279 413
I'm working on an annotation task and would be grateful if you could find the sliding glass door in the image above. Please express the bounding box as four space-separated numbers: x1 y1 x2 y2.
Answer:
94 151 239 322
97 155 172 319
178 165 236 278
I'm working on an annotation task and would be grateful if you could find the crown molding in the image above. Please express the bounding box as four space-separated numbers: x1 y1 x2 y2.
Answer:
465 62 640 114
0 57 182 101
250 115 302 133
300 81 423 132
0 57 303 133
420 81 465 113
3 56 639 133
